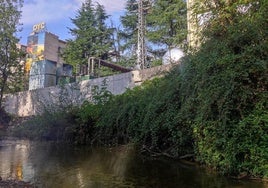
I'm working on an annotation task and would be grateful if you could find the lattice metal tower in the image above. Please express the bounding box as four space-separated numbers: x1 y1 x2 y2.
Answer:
136 0 151 69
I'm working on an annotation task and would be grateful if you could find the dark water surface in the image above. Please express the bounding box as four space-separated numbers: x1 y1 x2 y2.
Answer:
0 139 266 188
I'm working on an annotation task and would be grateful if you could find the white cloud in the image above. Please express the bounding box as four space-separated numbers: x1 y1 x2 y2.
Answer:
19 0 125 43
21 0 125 26
22 0 77 25
93 0 126 13
73 0 126 13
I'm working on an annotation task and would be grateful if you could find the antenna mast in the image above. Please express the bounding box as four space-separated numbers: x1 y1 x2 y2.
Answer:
137 0 151 69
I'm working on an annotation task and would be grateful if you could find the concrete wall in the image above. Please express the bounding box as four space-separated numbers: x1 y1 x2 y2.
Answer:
139 63 175 81
4 71 137 117
3 64 175 117
44 32 62 63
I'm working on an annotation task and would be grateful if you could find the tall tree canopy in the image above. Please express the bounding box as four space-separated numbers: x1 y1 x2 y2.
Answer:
147 0 187 50
191 0 267 46
119 0 139 65
119 0 187 66
62 0 113 66
0 0 23 109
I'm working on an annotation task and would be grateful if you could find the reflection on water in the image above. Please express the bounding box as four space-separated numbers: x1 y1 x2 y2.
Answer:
0 139 266 188
0 139 33 181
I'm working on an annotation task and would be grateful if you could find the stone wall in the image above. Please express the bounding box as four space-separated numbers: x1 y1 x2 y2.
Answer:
3 64 175 117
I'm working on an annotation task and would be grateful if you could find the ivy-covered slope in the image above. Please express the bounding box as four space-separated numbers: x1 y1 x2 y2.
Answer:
76 1 268 177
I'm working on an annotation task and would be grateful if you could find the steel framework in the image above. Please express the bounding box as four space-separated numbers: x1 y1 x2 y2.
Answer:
136 0 151 69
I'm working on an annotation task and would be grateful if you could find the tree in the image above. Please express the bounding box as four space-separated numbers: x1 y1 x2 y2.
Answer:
147 0 187 51
94 3 114 60
119 0 139 65
109 21 122 63
120 0 187 66
190 0 267 46
0 0 23 111
62 0 113 67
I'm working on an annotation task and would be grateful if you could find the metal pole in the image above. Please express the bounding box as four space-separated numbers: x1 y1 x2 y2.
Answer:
137 0 146 70
90 57 95 77
88 57 90 75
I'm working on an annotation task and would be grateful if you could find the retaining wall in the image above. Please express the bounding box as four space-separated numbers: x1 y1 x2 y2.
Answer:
3 64 175 117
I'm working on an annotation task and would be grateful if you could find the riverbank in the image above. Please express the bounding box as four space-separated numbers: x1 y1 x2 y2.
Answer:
0 178 34 188
6 5 268 180
0 115 32 138
8 119 268 185
8 65 268 180
0 138 267 188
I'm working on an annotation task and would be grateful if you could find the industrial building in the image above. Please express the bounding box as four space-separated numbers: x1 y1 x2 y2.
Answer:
25 22 72 90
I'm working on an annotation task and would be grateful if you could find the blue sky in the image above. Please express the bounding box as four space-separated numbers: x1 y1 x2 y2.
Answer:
19 0 126 44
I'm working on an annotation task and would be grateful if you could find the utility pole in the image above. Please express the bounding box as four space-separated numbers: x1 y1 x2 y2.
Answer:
136 0 151 69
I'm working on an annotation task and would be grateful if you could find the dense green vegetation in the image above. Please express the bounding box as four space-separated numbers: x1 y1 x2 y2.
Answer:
62 0 113 66
0 0 24 111
188 0 268 177
11 0 268 180
119 0 187 66
14 32 267 178
62 0 187 70
147 0 187 50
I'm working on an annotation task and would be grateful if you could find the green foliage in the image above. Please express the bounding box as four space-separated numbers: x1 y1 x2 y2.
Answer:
120 0 187 64
228 103 268 178
192 0 267 44
72 101 101 145
14 0 267 179
72 0 268 178
150 59 162 67
88 73 194 156
94 66 121 78
147 0 187 49
0 107 11 126
62 0 113 67
0 0 24 108
91 78 113 105
119 0 139 54
187 0 268 177
12 109 79 141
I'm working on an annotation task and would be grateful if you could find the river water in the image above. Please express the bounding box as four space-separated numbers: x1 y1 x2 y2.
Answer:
0 139 266 188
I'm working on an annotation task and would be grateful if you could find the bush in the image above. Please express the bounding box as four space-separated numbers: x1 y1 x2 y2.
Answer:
11 108 79 141
0 107 11 127
228 102 268 178
83 72 194 157
185 0 268 177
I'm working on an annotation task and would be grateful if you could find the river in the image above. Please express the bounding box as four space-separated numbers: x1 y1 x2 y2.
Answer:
0 139 266 188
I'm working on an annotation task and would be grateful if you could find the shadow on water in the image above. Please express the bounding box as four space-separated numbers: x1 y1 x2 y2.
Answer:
0 139 266 188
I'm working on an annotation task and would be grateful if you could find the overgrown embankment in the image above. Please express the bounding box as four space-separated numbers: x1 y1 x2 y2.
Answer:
12 44 267 177
11 0 268 179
